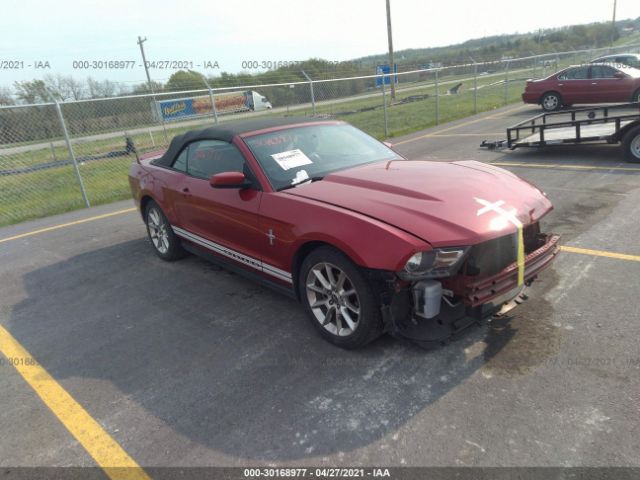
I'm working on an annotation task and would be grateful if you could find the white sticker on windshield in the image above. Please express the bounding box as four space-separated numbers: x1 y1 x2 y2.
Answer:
270 149 313 171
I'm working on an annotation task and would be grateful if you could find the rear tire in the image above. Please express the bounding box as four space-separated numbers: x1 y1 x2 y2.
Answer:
299 246 384 349
540 92 562 112
622 125 640 163
144 201 187 261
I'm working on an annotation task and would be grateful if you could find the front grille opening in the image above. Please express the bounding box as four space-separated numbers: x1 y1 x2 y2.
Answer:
462 233 517 277
523 222 542 254
460 221 544 277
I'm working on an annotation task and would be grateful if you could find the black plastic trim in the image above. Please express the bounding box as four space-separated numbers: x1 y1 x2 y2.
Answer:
182 243 297 299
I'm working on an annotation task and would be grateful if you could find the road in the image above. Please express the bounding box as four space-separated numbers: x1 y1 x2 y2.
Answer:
1 104 639 476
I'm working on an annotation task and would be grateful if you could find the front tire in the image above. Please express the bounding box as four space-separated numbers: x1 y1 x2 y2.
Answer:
299 246 384 349
540 92 562 112
622 125 640 163
144 201 186 261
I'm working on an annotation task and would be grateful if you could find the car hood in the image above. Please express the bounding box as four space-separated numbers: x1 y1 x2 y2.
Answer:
284 160 553 246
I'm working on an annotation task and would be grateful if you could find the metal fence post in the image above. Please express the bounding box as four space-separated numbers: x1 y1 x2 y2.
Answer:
301 70 316 115
54 100 90 208
530 53 535 78
49 142 58 162
473 63 478 114
435 69 439 125
382 77 389 137
504 61 510 106
147 97 169 142
202 77 218 123
209 88 219 124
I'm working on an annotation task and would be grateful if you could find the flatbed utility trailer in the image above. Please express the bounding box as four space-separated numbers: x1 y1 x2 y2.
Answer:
481 103 640 162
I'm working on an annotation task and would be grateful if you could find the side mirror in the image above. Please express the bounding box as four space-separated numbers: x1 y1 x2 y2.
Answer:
614 71 626 79
210 171 252 189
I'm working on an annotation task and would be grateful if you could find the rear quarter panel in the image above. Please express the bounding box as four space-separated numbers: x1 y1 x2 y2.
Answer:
523 78 554 104
128 155 182 224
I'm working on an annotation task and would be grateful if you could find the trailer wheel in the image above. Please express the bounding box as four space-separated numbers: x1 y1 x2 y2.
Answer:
540 92 562 112
622 125 640 163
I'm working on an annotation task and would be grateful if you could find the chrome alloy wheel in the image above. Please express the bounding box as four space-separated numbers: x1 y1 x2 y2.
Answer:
305 262 361 336
632 134 640 160
147 207 170 254
543 94 559 110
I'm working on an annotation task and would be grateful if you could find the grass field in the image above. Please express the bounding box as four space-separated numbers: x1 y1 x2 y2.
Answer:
0 64 550 227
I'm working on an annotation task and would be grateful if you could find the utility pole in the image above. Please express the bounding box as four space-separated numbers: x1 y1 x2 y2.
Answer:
137 36 168 140
137 36 155 94
611 0 617 46
385 0 396 100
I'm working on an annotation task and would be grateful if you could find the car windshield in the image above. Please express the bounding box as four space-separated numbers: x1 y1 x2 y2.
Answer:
244 123 403 190
617 65 640 77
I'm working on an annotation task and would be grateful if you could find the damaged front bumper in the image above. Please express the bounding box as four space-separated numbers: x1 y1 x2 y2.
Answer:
372 233 561 347
443 233 560 308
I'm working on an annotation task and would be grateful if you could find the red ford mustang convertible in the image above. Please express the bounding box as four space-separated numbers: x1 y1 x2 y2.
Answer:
129 117 559 348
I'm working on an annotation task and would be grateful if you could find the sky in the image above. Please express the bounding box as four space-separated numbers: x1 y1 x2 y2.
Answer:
0 0 637 87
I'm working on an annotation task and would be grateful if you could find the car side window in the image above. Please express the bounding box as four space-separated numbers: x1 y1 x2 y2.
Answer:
558 67 589 80
186 140 246 180
172 148 188 172
591 65 618 79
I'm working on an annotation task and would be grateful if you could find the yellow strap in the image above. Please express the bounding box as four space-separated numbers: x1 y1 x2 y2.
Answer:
516 224 525 286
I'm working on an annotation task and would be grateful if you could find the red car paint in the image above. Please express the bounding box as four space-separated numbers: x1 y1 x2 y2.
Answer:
129 121 558 313
284 159 551 247
522 64 640 107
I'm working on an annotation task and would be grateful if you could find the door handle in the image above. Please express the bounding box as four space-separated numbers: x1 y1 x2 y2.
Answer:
591 82 598 85
182 187 192 196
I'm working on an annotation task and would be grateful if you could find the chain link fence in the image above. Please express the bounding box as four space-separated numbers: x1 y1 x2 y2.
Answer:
2 43 640 226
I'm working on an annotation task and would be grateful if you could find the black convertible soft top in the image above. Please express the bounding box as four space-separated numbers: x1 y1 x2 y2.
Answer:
153 116 326 167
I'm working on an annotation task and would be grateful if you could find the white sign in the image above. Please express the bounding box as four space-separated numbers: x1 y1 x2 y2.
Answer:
270 149 313 171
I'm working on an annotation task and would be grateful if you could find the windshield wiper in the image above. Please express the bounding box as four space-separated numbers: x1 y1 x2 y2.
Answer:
278 176 324 191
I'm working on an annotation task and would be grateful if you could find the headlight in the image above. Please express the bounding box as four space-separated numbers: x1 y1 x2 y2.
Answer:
398 247 469 280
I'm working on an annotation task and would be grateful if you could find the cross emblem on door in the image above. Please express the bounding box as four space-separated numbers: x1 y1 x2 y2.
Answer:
266 229 276 246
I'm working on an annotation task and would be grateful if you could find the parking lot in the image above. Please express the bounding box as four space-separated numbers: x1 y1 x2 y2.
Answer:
1 104 639 473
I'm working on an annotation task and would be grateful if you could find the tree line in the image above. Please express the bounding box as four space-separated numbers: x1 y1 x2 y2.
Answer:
1 17 638 107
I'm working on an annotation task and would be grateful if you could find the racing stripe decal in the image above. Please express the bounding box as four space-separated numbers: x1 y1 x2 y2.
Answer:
171 226 293 284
